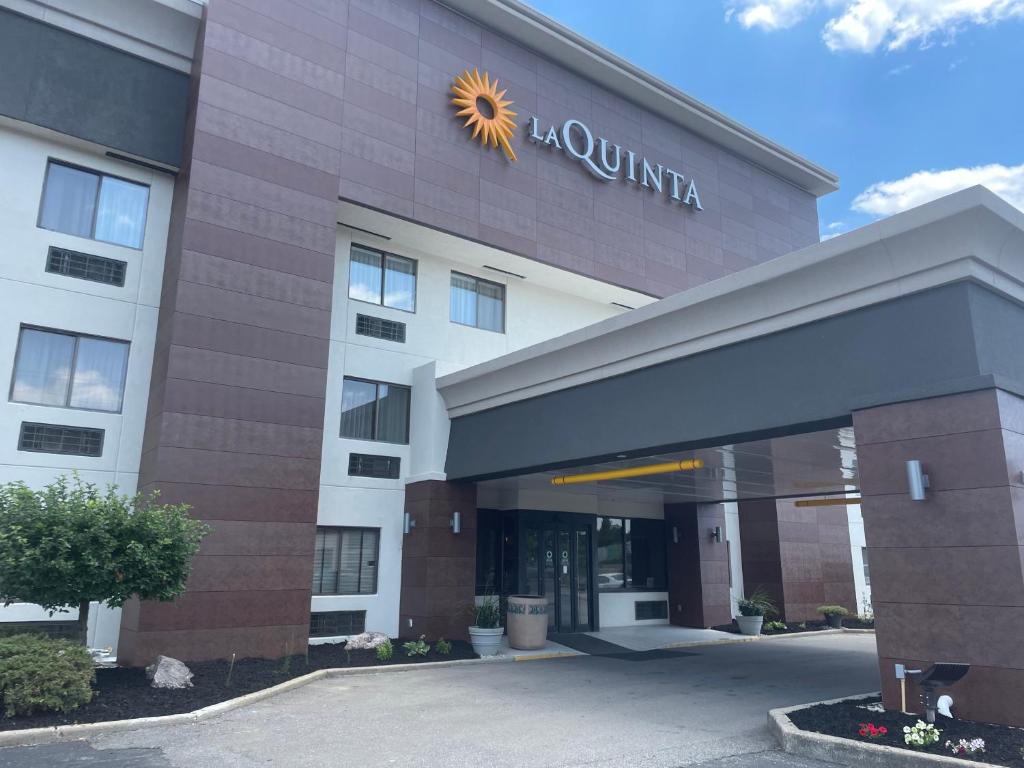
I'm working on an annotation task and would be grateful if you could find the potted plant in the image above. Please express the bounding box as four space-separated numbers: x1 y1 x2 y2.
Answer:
817 604 849 628
468 594 503 656
736 588 776 635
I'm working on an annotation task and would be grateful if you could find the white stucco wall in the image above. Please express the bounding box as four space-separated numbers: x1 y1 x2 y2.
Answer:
314 228 627 640
0 120 174 651
848 503 871 615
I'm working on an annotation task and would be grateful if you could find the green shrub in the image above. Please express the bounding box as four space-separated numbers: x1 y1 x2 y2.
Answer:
763 621 787 632
738 587 777 617
434 638 452 656
0 476 208 644
402 635 429 657
0 634 95 717
817 604 850 617
375 639 393 662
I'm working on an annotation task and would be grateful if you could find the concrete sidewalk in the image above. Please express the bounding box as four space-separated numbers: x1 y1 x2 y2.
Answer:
0 632 879 768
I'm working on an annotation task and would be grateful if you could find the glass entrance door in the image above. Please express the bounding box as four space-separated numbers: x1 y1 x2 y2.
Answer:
522 519 592 634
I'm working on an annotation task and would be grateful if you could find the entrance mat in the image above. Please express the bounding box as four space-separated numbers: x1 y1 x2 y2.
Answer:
552 634 697 661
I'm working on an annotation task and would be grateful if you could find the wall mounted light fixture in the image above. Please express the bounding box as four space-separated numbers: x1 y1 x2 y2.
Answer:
906 459 930 501
672 526 680 544
403 512 416 535
450 510 462 534
709 526 722 543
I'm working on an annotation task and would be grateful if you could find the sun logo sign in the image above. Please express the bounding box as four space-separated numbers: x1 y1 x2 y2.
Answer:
450 68 517 162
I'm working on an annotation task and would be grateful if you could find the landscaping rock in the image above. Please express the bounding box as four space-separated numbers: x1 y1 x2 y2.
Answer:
344 632 390 650
145 655 193 689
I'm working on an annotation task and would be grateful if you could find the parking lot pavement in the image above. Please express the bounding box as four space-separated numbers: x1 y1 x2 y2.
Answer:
1 633 879 767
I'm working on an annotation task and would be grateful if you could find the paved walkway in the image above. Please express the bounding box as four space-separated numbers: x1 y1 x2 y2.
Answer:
1 633 879 767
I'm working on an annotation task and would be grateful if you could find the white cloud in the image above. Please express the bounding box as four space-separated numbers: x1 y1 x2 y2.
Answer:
820 221 848 240
725 0 819 30
851 162 1024 216
726 0 1024 52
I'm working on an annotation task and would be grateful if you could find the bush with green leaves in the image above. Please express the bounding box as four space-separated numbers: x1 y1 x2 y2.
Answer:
738 587 777 618
763 621 787 632
0 634 95 716
375 638 393 662
402 635 429 657
434 638 452 656
817 604 850 617
0 476 209 644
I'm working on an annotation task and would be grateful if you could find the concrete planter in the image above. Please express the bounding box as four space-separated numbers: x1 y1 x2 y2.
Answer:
506 595 548 650
825 614 844 628
736 615 764 635
468 626 504 657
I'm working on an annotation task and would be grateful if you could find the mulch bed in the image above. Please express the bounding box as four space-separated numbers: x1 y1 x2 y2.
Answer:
712 618 874 635
788 697 1024 766
713 620 829 635
0 639 477 732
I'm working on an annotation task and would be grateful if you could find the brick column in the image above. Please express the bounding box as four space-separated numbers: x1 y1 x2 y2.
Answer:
737 498 785 618
399 480 477 642
665 503 731 627
739 499 856 622
854 388 1024 727
117 0 343 665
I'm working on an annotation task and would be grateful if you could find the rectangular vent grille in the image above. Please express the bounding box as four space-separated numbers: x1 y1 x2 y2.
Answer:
355 314 406 343
47 246 127 286
348 453 400 479
18 422 104 456
310 610 366 638
635 600 668 621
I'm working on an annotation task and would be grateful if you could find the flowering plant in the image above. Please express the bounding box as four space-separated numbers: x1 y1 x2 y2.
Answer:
857 722 888 739
904 720 941 748
945 738 985 756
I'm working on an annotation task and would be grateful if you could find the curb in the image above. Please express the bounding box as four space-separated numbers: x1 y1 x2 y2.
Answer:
769 693 991 767
0 655 512 748
513 651 580 661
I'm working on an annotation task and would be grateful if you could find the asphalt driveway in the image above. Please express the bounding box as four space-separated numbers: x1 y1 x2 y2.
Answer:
1 633 879 767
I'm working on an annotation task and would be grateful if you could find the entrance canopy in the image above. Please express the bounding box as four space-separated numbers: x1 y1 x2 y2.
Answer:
439 187 1024 482
477 427 857 505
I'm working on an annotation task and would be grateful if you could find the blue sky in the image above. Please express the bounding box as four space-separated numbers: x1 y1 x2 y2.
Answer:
525 0 1024 239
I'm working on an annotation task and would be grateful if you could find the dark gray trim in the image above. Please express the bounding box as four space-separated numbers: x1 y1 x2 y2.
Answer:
0 8 189 167
445 281 1024 480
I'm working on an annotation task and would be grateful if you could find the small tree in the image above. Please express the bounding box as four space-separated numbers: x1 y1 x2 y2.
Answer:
0 476 209 646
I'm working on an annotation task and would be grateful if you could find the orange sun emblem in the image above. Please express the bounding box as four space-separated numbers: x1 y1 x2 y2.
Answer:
450 68 517 162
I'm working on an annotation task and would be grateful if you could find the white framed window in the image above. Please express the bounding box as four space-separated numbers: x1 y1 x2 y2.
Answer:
312 527 380 595
348 245 416 312
450 272 505 333
10 327 130 413
38 160 150 249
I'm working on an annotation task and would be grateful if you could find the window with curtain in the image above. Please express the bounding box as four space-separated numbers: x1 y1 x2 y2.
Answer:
348 245 416 311
339 377 410 444
312 527 379 595
449 272 505 332
596 516 667 591
10 327 129 412
39 161 149 248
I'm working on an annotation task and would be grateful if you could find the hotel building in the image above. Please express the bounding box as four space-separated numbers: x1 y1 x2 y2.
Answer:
0 0 1021 727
